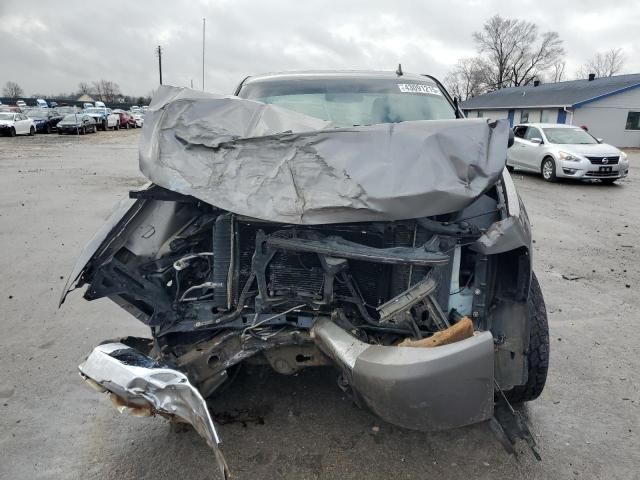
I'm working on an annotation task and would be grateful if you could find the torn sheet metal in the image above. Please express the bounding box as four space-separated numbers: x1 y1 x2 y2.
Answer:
79 343 229 479
139 86 509 225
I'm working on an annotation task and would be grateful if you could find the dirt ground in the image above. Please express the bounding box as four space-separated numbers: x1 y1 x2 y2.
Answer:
1 130 638 480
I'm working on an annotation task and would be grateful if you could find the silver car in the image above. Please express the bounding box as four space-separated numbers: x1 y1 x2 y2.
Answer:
507 123 629 184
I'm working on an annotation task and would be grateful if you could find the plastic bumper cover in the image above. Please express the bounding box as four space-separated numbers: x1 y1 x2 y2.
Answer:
311 318 495 431
560 159 627 178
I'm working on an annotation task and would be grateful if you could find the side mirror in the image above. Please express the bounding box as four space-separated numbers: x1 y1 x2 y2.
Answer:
507 129 515 148
530 137 543 145
596 138 603 143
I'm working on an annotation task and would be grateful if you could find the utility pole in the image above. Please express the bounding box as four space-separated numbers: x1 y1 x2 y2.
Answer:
156 45 163 85
202 18 206 91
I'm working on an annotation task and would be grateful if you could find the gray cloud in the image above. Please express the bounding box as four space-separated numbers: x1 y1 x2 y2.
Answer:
0 0 638 97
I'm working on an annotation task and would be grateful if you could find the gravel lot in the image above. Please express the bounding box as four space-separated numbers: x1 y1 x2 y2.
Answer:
1 131 638 480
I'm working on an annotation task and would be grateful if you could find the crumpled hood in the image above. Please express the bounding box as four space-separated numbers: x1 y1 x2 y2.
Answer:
139 85 509 225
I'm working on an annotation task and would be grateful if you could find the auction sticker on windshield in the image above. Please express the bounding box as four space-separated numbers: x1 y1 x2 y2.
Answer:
397 83 442 95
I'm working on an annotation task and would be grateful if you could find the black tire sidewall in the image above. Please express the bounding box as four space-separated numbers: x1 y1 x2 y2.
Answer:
505 272 550 403
542 157 557 182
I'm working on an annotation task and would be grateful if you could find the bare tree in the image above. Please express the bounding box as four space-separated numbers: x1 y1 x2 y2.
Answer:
91 80 122 102
78 82 92 95
3 81 24 98
510 31 564 86
445 58 490 100
551 61 566 82
472 15 565 90
577 48 625 78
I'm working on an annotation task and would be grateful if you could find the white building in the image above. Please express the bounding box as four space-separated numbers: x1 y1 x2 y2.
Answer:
461 73 640 147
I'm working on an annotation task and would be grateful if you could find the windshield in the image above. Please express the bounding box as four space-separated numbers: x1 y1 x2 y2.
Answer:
543 128 598 144
57 107 78 114
0 113 15 120
85 107 105 114
239 77 456 126
25 108 49 117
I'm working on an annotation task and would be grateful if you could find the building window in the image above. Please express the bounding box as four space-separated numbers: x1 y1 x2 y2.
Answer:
626 111 640 130
520 110 529 123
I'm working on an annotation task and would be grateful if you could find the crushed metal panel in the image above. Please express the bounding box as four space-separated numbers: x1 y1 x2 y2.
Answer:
139 86 509 225
79 343 229 479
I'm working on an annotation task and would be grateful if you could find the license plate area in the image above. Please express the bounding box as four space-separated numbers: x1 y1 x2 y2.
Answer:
599 166 612 173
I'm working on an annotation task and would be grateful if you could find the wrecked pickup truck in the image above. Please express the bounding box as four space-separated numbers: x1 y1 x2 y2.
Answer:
61 71 548 477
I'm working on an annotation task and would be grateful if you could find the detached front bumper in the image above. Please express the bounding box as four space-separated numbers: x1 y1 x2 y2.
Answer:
79 342 229 479
311 318 495 431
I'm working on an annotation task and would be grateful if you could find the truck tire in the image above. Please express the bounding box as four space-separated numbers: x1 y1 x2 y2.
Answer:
505 272 549 403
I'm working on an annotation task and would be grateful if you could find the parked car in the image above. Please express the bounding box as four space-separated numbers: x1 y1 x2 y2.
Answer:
507 123 629 184
113 109 136 129
36 98 48 108
16 100 27 109
131 111 144 128
94 101 106 108
57 114 97 135
0 111 36 136
83 102 93 109
24 107 64 134
83 107 120 130
55 106 81 115
0 105 22 113
62 71 547 475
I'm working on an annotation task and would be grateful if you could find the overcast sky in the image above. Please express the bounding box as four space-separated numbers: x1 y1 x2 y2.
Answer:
1 0 638 97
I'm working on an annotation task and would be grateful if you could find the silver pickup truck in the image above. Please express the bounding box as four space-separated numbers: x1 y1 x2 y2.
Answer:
61 70 549 478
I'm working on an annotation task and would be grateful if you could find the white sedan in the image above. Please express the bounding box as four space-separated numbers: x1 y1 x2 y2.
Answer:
0 112 36 136
131 112 144 128
507 123 629 184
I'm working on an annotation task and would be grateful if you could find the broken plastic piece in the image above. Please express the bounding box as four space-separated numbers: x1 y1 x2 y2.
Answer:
399 316 474 348
79 343 230 479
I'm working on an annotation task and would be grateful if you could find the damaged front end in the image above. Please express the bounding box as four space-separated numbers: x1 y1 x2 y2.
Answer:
62 82 537 474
